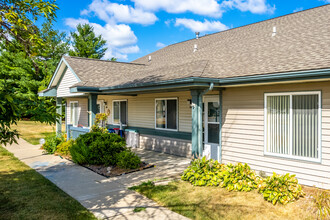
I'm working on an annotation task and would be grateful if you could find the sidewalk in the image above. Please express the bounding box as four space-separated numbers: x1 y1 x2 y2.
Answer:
6 138 190 220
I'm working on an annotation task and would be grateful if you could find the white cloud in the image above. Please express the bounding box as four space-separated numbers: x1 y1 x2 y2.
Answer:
132 0 224 17
175 18 228 33
65 18 139 60
221 0 275 14
83 0 158 25
293 7 303 13
156 42 166 48
321 0 330 2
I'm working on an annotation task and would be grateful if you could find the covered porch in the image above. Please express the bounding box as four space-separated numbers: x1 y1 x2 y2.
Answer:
40 80 224 159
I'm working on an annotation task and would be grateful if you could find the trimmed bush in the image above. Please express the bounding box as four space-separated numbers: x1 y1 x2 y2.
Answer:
117 150 141 169
258 172 304 205
42 134 63 154
56 139 74 156
70 132 126 165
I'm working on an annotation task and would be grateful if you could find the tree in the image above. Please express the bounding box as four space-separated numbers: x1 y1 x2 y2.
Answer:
0 0 58 74
69 24 107 59
0 0 59 145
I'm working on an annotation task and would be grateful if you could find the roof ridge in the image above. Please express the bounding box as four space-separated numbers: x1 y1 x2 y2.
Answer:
64 56 145 66
146 4 330 50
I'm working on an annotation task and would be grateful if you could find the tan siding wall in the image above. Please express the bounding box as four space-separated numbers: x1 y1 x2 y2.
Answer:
98 91 192 132
57 68 84 97
66 98 89 127
222 81 330 189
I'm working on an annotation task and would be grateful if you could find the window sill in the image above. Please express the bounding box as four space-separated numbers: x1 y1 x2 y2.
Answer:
264 152 321 164
155 127 178 132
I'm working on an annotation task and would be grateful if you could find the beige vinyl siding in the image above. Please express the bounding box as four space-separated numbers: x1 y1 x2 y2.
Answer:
222 81 330 189
66 98 89 127
98 91 192 132
57 68 84 97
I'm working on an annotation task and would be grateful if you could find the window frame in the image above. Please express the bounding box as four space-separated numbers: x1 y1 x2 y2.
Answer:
112 99 128 126
264 91 322 163
155 97 179 131
70 101 79 127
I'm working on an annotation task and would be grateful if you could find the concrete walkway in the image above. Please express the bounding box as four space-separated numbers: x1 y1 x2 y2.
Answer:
6 139 191 220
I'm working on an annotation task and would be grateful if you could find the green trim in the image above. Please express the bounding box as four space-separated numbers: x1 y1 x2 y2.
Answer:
71 82 216 94
191 90 201 157
219 68 330 85
88 94 97 126
107 125 192 140
70 68 330 94
38 87 57 97
56 97 62 134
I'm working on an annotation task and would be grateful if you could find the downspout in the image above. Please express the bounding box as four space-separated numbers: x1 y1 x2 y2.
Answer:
197 82 214 157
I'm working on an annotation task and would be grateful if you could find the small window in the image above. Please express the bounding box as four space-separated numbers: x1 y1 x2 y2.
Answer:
113 100 127 125
155 98 178 130
265 91 321 161
70 101 78 126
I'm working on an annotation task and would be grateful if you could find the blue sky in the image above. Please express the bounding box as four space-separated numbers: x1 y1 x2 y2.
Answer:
54 0 329 62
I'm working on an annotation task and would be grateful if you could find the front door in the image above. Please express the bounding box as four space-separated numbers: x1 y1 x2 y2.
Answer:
203 96 220 160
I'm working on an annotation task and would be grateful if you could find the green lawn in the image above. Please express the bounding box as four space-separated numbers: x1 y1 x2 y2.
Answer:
0 146 96 220
130 180 326 220
12 120 65 145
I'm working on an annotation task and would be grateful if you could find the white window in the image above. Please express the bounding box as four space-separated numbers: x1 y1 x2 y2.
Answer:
112 100 127 125
155 98 178 130
70 101 79 126
264 91 321 162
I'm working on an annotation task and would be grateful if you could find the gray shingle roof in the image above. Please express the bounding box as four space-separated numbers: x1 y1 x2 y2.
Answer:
65 5 330 89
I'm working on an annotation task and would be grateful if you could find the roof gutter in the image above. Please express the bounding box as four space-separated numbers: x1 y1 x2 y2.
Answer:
69 68 330 94
219 68 330 86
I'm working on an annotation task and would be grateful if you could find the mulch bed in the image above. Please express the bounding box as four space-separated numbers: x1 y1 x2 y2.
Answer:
53 153 155 178
83 162 155 178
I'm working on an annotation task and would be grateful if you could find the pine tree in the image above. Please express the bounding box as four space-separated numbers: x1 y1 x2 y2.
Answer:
69 24 107 59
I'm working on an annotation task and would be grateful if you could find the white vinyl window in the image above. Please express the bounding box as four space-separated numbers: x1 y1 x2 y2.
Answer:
264 91 321 162
70 101 79 126
155 98 178 130
112 100 127 125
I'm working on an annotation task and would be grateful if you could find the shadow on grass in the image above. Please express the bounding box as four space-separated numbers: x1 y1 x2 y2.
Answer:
0 147 96 220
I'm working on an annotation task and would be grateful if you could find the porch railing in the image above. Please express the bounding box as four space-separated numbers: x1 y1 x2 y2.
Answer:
67 124 90 140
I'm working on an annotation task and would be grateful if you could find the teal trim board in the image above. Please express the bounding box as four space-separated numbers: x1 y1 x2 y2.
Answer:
107 125 192 140
88 94 97 126
191 90 201 158
56 97 62 134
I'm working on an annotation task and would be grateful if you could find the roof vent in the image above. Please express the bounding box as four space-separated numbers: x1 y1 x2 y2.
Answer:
193 44 198 52
148 55 151 62
272 26 276 37
195 32 200 39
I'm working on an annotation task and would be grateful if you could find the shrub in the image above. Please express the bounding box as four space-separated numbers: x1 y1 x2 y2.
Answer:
182 157 259 191
181 157 225 186
56 140 74 156
258 172 304 205
117 150 141 169
70 132 126 165
42 134 63 154
219 163 259 192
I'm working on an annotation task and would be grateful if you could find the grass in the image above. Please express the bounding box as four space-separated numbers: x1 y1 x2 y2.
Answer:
0 146 96 220
130 180 328 220
133 207 147 212
11 120 65 145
